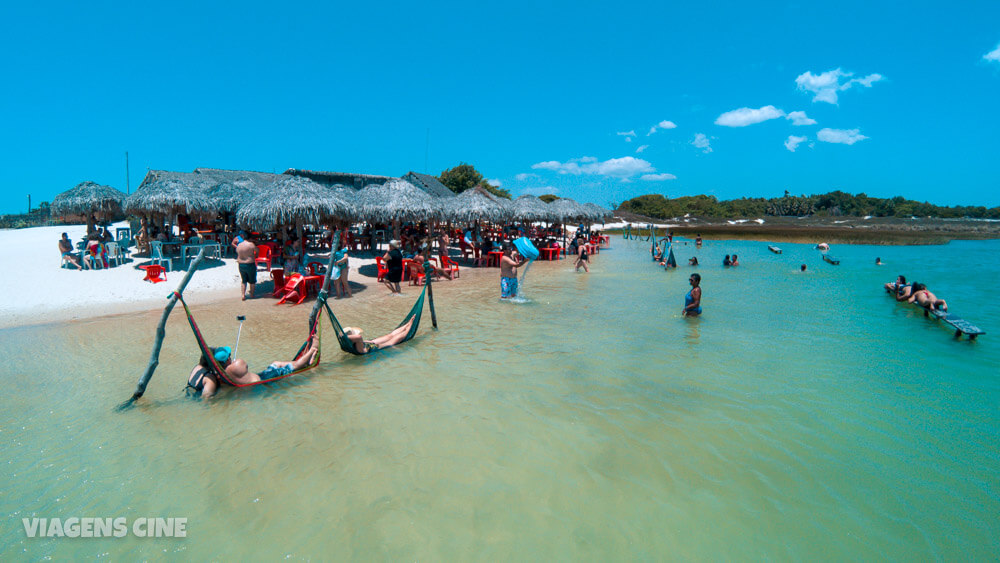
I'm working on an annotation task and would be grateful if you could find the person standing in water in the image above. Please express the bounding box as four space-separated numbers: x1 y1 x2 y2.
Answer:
500 244 527 299
683 273 702 317
235 233 257 301
575 236 590 273
695 233 703 248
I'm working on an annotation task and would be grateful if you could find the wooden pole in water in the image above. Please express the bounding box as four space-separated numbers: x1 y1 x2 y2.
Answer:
122 248 208 408
307 229 341 332
421 238 438 329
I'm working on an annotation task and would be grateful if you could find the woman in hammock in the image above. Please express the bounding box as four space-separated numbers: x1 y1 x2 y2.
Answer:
342 317 416 355
187 340 319 398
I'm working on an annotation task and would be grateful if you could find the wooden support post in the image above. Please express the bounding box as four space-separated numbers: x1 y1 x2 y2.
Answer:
120 248 208 409
307 230 342 332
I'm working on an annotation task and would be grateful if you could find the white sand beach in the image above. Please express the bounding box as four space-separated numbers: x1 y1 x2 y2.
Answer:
0 223 378 329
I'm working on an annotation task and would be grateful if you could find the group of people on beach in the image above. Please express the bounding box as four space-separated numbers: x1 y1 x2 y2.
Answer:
885 275 949 311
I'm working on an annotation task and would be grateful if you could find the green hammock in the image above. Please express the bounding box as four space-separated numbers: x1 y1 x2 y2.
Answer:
324 282 427 355
175 291 321 386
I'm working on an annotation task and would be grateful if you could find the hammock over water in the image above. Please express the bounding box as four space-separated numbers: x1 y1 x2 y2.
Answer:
324 282 428 355
175 292 321 387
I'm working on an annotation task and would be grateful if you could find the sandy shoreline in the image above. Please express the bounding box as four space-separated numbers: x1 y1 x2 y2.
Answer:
0 222 388 330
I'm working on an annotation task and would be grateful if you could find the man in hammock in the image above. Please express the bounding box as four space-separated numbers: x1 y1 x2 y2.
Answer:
341 317 416 355
187 340 319 398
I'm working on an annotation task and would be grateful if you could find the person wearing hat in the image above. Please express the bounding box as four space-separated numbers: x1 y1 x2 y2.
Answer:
187 341 319 398
382 240 404 294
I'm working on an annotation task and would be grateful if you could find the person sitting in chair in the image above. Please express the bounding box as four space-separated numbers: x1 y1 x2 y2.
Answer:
58 232 83 270
342 317 416 355
187 341 319 398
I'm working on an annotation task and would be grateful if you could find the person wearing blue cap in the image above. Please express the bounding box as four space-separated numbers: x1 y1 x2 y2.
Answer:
186 340 319 398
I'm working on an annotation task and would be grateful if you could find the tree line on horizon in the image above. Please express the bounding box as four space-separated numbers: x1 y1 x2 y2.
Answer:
616 191 1000 220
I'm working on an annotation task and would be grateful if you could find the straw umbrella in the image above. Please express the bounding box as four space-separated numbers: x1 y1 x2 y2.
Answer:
51 181 127 234
583 202 610 223
354 179 440 240
545 197 590 246
236 175 354 233
442 186 508 224
511 194 551 223
125 174 216 218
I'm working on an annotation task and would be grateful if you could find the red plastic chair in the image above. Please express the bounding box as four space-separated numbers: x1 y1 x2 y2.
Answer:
407 261 426 286
276 273 307 305
374 256 388 282
440 255 460 278
255 245 273 271
306 261 324 276
270 268 285 297
141 264 166 283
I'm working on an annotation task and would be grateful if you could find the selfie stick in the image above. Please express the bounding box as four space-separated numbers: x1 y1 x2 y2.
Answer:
234 315 246 357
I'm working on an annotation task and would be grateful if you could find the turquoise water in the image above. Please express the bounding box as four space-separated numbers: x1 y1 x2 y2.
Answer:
2 236 998 559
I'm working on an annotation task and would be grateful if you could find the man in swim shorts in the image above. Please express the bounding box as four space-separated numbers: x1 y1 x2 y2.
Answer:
235 233 257 301
499 244 527 298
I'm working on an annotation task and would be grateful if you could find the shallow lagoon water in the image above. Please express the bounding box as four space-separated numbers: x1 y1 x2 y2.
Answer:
2 236 998 559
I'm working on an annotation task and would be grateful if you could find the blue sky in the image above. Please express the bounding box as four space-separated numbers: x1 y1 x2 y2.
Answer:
2 0 999 214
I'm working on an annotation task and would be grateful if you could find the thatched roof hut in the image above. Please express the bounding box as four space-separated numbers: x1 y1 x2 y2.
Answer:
284 169 394 191
195 168 284 213
236 176 354 231
546 198 589 222
510 194 551 222
354 180 439 223
583 202 611 222
125 171 217 217
51 181 126 219
443 186 509 223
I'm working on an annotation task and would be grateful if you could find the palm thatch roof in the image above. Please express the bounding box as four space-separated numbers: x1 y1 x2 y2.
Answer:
403 172 456 198
195 169 284 212
442 185 510 223
510 194 551 222
237 176 354 231
284 169 395 190
125 171 217 216
546 197 589 222
354 179 439 223
583 202 611 222
51 181 126 218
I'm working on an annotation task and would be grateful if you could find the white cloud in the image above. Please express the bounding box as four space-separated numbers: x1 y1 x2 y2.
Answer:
640 173 677 181
647 120 677 135
784 135 808 152
786 111 817 126
635 144 649 153
692 133 712 153
521 186 558 196
795 68 884 104
617 130 636 142
715 105 785 127
530 156 655 178
985 43 1000 62
514 173 538 181
486 178 501 187
817 128 868 145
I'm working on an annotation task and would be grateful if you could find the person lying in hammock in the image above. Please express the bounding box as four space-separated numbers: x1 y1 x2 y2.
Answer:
187 341 319 398
342 317 416 355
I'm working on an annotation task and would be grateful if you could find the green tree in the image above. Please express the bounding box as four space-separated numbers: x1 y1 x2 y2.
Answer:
538 194 559 203
439 163 482 194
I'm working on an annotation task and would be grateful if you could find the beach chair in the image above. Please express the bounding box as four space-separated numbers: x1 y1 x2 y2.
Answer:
255 245 273 271
407 261 426 286
142 264 166 283
306 261 324 276
105 242 122 267
375 256 387 282
150 242 173 271
276 273 308 305
441 255 460 278
270 269 285 297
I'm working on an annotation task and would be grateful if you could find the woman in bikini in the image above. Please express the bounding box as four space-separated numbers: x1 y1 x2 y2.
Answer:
342 317 416 355
907 283 948 311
